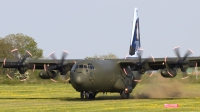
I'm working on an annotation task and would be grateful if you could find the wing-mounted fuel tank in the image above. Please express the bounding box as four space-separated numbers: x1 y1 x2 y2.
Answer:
160 69 177 78
39 70 57 79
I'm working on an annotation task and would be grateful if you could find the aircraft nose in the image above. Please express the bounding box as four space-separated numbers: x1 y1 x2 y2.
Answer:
70 72 89 92
71 73 87 85
75 75 82 84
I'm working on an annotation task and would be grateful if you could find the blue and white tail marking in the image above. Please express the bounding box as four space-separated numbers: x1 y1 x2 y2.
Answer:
129 8 141 56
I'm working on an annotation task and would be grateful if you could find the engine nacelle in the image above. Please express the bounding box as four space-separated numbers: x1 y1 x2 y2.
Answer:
160 69 177 78
39 70 57 79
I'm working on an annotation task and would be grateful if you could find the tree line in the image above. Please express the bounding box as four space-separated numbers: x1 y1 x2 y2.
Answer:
0 33 43 59
0 33 118 60
0 33 118 81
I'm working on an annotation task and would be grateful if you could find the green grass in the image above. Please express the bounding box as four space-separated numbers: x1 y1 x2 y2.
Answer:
0 81 200 112
0 72 200 111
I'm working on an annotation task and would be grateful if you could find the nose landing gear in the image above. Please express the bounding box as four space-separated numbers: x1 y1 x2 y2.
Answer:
120 91 130 99
80 91 96 99
120 87 131 99
80 91 85 99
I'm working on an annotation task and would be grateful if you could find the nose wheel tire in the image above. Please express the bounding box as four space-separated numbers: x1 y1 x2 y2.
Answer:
120 90 130 99
85 92 90 99
84 91 96 99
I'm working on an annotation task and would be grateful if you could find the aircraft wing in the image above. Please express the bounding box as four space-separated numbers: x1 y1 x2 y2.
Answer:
2 56 200 71
117 56 200 71
0 59 82 70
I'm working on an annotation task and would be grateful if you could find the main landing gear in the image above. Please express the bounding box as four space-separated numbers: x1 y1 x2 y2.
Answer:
80 91 96 99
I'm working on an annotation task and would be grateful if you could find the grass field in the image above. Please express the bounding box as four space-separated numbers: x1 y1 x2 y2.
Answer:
0 77 200 112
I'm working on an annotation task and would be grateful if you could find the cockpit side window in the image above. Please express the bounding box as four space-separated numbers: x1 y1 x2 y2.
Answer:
84 65 87 68
79 65 83 68
88 63 95 70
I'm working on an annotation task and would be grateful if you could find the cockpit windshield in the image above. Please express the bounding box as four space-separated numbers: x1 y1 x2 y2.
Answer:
71 63 95 71
71 63 77 71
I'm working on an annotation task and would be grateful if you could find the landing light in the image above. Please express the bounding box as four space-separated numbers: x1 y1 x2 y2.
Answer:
125 88 128 93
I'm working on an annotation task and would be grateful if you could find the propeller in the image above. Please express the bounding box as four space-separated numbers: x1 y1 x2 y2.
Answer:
134 49 148 74
173 46 194 79
4 49 32 79
125 49 154 82
46 51 69 74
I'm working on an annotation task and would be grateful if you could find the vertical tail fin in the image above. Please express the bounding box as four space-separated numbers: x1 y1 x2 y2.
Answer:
129 8 140 56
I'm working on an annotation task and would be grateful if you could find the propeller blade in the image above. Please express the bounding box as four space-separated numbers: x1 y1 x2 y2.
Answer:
123 68 127 75
20 51 32 64
3 58 6 66
173 46 181 59
49 52 58 63
60 51 68 64
20 79 27 81
134 80 142 82
182 49 193 61
148 71 154 77
66 78 70 82
164 55 170 69
124 53 129 59
26 51 32 57
6 74 13 80
11 49 19 60
33 64 35 72
50 78 57 82
151 55 155 62
21 56 27 64
181 72 189 79
44 64 47 71
11 48 18 53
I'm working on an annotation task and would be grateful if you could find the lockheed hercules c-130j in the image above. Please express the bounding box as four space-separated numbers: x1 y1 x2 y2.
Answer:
2 8 200 99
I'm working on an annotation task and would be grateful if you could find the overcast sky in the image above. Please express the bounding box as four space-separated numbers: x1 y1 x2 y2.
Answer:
1 0 200 59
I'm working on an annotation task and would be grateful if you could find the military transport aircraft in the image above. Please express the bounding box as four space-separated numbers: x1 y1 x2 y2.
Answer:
2 8 200 99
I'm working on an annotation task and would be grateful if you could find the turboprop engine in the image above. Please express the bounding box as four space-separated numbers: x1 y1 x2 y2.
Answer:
160 69 177 78
39 70 57 79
